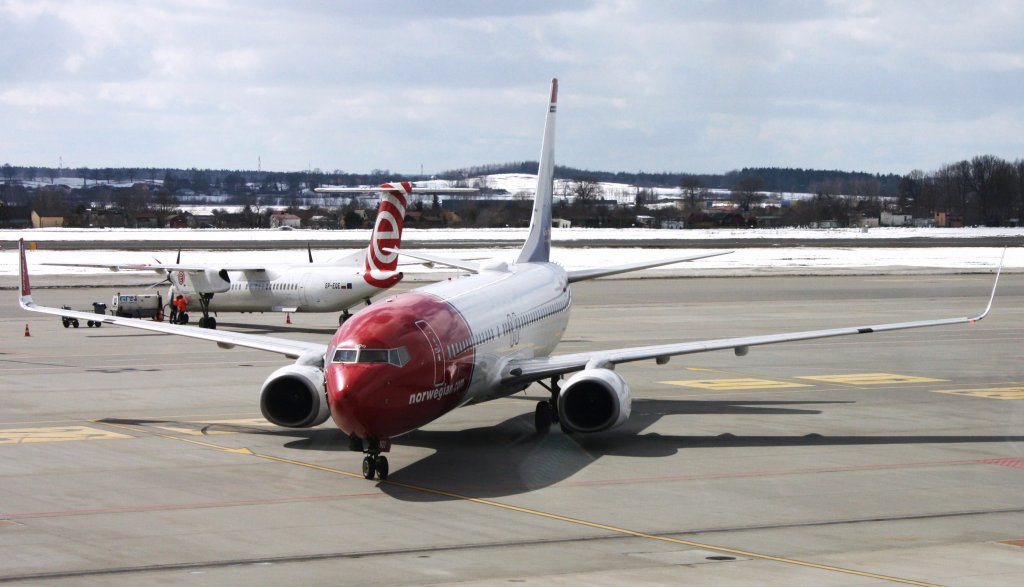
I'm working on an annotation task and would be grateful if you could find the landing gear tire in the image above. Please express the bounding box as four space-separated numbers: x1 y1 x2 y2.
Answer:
362 456 376 480
198 316 217 329
535 401 554 435
374 455 389 480
339 311 351 325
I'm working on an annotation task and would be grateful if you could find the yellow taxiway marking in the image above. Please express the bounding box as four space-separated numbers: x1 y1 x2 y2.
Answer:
797 373 947 386
151 418 272 436
0 425 132 445
102 420 941 587
661 378 812 391
934 387 1024 400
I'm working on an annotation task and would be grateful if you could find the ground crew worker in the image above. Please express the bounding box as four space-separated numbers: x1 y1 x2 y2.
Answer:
173 295 188 324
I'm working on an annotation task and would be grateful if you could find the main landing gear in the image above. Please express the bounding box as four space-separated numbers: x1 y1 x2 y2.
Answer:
534 376 563 435
339 299 372 326
350 435 390 480
196 293 217 329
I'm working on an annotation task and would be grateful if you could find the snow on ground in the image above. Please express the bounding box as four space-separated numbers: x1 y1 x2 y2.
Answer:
4 226 1024 244
0 226 1018 277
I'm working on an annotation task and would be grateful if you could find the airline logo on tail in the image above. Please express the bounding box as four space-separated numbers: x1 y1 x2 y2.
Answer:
363 182 410 288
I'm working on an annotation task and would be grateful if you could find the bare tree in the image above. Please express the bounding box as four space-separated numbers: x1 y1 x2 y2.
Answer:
570 177 603 204
680 175 702 212
732 176 764 212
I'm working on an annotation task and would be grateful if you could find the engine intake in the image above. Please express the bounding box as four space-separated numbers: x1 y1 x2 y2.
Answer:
557 368 632 433
260 364 330 428
189 269 231 293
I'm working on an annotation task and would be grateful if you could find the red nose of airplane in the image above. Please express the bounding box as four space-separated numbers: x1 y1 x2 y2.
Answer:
324 292 475 441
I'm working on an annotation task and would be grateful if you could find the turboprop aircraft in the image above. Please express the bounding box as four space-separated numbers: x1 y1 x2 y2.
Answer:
18 78 1000 482
45 183 471 329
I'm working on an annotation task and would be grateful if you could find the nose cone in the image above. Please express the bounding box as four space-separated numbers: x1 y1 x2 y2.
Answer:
327 364 399 439
324 292 475 440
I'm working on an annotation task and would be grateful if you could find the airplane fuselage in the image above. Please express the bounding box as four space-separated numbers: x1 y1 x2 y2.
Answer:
325 262 571 440
171 264 393 313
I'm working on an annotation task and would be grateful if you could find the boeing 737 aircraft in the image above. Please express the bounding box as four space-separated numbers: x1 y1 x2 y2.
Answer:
46 183 463 329
19 79 1000 481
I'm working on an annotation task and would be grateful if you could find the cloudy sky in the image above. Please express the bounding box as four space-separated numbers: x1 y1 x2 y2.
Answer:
2 1 1023 176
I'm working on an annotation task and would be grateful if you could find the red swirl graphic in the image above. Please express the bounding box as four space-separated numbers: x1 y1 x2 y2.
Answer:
363 182 409 288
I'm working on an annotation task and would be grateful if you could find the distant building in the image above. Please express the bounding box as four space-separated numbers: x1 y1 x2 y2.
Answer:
552 218 572 228
1 205 32 228
880 211 912 227
660 219 685 229
31 207 66 228
270 211 302 229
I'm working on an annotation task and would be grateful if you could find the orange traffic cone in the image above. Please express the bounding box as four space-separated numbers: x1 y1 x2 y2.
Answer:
24 323 31 337
285 312 292 324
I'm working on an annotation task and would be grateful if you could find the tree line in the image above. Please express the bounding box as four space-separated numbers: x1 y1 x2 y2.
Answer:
3 155 1023 228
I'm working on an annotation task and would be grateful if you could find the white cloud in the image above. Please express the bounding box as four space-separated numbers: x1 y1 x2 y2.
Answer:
1 0 1022 173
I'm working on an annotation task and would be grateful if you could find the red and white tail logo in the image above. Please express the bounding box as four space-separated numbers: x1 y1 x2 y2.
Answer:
363 182 410 288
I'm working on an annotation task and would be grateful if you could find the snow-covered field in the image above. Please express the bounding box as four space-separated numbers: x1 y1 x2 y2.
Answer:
5 225 1024 244
2 226 1019 277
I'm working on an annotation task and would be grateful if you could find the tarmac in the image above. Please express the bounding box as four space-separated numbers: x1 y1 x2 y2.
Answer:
2 273 1023 586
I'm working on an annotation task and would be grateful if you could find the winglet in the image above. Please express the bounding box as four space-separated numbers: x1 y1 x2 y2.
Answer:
970 248 1005 323
516 78 558 264
18 238 33 306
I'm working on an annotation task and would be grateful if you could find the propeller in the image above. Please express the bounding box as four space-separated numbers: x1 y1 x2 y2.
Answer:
308 243 314 263
143 248 181 291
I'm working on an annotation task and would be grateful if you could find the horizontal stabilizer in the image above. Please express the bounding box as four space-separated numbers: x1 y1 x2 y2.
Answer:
385 248 481 273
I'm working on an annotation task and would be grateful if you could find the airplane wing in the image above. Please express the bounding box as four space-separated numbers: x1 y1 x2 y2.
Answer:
501 261 1002 386
18 240 324 361
387 249 732 277
315 186 479 194
565 250 732 283
43 262 267 273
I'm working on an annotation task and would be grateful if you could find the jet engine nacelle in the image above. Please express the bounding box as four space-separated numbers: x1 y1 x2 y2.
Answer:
259 364 331 428
187 269 231 294
557 368 632 433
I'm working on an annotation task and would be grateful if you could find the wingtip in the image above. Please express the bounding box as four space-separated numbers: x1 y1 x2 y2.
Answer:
550 78 558 104
971 249 1005 322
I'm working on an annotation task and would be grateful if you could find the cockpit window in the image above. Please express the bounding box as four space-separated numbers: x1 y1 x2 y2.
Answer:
332 349 358 363
332 346 410 367
359 349 390 363
389 347 411 367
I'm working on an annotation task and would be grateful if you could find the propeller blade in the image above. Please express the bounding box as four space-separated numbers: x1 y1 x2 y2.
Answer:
308 243 313 263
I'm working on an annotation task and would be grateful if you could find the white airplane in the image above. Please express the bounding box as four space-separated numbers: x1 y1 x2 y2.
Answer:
18 79 1000 481
45 183 468 329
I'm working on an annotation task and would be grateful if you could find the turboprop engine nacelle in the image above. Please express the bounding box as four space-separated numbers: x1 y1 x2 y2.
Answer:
185 269 231 293
557 368 632 433
259 364 331 428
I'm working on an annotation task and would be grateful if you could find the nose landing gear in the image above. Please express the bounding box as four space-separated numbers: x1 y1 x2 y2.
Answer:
351 436 391 480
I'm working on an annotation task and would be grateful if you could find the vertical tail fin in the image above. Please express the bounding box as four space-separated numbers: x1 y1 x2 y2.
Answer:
363 182 410 288
516 78 558 264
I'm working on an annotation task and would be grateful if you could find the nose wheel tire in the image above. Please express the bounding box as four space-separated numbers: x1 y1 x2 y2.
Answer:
362 456 376 479
374 455 389 480
362 455 389 480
